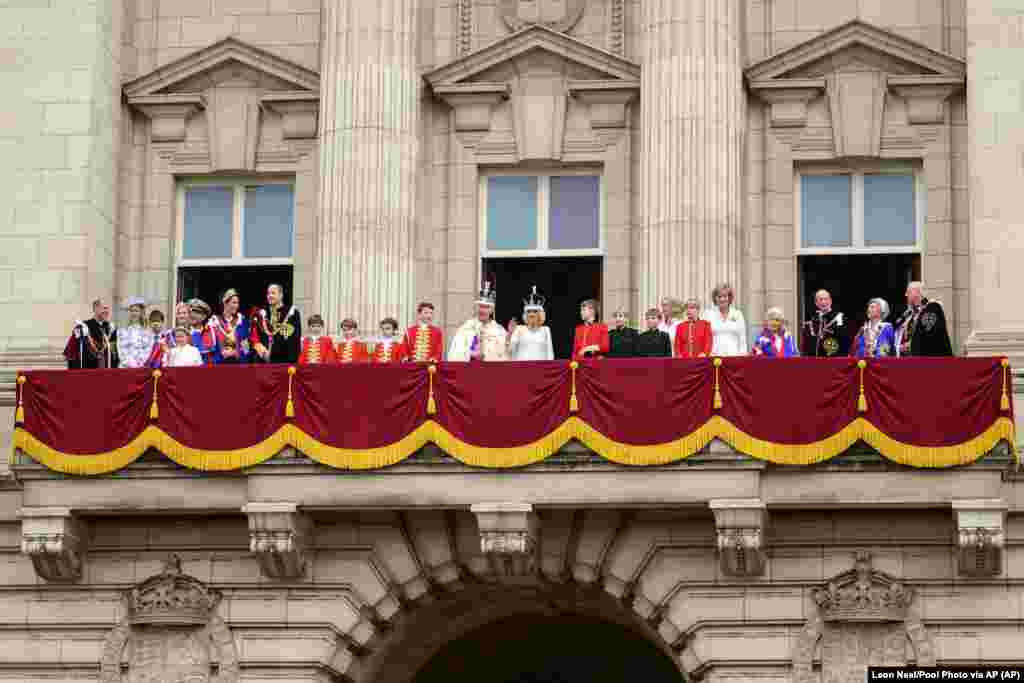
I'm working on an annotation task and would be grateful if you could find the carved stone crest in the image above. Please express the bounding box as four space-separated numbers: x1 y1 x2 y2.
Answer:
793 553 935 683
101 556 239 683
500 0 587 33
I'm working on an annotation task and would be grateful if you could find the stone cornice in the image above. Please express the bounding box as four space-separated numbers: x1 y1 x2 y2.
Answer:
745 19 966 82
123 36 320 97
748 78 825 128
126 94 205 143
260 91 320 139
424 23 641 87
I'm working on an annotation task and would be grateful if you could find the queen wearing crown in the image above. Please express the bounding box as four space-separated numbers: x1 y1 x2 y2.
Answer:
447 280 509 362
507 286 555 361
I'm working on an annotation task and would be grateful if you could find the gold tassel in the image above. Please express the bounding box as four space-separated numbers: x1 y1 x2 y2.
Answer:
149 370 161 420
569 361 579 413
1001 358 1011 412
857 359 868 413
286 366 296 418
712 358 723 410
15 375 25 424
427 363 438 415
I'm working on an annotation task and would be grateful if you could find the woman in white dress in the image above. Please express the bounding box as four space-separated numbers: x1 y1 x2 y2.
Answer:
702 282 748 356
507 286 555 361
162 328 203 367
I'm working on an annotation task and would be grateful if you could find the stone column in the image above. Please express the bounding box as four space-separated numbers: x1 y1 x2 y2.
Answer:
639 0 745 311
317 0 420 330
964 0 1024 364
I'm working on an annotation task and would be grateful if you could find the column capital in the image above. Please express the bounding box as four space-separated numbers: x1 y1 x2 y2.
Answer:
20 507 86 583
243 502 312 580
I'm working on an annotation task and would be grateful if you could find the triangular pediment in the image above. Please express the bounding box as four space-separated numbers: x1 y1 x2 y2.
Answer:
425 24 640 88
124 37 319 97
745 20 965 82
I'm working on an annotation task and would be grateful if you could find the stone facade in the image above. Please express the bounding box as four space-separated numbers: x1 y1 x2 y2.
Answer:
2 0 1024 681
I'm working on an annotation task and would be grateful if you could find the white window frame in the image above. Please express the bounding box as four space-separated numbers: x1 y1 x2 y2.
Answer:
794 160 925 256
479 169 605 258
175 176 296 268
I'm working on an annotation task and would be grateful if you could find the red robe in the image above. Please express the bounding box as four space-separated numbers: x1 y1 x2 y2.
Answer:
335 338 368 364
371 339 407 364
674 319 713 358
572 323 610 359
299 336 337 365
403 324 444 363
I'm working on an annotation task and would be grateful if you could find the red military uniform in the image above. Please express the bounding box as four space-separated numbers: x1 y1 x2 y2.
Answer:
403 323 443 363
335 338 368 364
371 339 407 364
299 336 337 365
572 323 610 359
674 319 713 358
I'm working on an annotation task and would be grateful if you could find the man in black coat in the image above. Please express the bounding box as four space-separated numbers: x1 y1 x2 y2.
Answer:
635 308 672 358
801 289 848 357
250 283 302 364
895 281 953 357
63 298 118 369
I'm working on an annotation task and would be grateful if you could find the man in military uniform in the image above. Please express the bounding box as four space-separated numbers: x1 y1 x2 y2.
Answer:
895 281 953 357
801 289 848 357
63 298 118 369
250 283 302 364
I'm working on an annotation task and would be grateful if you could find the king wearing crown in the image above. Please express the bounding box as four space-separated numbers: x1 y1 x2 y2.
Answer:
447 280 508 362
403 301 444 363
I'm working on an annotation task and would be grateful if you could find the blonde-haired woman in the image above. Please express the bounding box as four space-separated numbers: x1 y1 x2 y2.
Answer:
702 283 748 356
752 307 798 357
507 286 554 361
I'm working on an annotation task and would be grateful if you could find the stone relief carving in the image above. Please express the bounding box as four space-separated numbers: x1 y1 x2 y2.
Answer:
500 0 587 34
471 503 539 578
243 502 312 580
710 499 767 577
20 506 86 583
953 500 1006 577
792 552 935 683
100 556 239 683
608 0 624 54
457 0 474 55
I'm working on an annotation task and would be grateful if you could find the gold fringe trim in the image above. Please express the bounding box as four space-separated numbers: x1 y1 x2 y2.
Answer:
857 360 868 413
14 417 1016 474
15 375 25 424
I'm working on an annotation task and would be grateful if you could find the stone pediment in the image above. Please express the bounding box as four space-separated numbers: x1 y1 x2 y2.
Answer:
745 20 965 82
124 37 319 97
123 38 320 168
425 24 640 87
426 25 640 161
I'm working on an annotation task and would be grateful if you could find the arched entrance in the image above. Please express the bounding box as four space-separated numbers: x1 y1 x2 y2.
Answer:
412 614 683 683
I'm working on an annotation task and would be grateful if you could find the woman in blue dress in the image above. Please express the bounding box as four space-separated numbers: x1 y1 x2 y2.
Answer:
752 307 799 357
850 297 896 358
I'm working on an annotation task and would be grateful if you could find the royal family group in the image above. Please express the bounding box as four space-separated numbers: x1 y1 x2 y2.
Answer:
63 279 953 370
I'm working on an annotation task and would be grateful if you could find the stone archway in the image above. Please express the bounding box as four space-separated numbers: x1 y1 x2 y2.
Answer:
349 583 686 683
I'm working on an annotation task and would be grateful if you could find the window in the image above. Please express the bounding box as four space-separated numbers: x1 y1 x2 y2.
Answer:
795 162 923 253
177 179 295 266
480 173 603 257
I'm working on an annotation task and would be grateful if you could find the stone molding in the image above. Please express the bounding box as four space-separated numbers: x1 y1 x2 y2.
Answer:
888 75 964 125
19 506 85 583
471 503 539 578
243 502 312 580
127 94 205 143
433 83 509 133
456 0 473 56
748 79 825 128
952 499 1006 577
261 91 320 139
709 498 767 576
608 0 625 54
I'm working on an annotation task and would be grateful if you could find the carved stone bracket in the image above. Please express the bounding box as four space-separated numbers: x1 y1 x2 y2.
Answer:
888 75 964 125
471 503 539 578
953 499 1006 577
748 79 825 129
569 80 640 129
243 502 312 580
128 94 205 143
709 499 767 577
434 83 508 137
261 91 320 139
20 507 86 583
